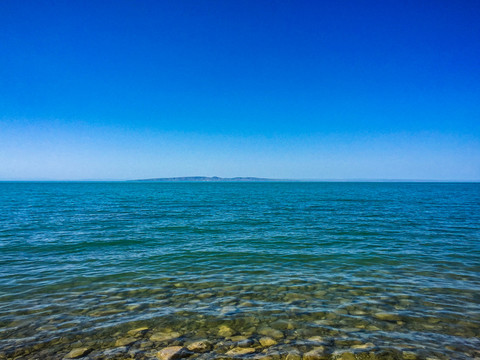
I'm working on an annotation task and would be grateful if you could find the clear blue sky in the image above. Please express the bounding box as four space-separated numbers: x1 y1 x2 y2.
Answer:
1 0 479 180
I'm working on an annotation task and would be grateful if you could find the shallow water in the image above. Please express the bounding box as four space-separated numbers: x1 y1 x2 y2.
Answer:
0 182 479 360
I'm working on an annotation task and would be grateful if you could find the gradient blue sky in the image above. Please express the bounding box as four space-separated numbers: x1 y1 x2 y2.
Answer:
1 0 479 180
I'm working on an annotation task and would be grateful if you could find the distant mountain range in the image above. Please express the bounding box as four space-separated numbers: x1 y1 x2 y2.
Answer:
132 176 284 182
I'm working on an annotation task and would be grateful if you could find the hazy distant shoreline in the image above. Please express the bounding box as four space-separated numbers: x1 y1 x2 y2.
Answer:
130 176 289 182
128 177 478 183
1 178 477 183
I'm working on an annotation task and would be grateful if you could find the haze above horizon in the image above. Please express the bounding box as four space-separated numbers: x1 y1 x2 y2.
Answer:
1 0 479 181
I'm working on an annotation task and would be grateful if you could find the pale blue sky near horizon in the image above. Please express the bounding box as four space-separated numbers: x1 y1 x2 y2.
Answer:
1 0 479 180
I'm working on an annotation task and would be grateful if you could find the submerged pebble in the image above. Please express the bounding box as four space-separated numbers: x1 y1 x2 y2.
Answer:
259 337 277 347
127 326 149 336
374 313 401 321
336 351 355 360
186 339 212 352
157 346 191 360
303 347 328 360
115 337 137 347
151 331 182 342
65 347 91 359
218 325 235 338
351 342 375 349
286 351 302 360
258 327 283 339
225 347 256 356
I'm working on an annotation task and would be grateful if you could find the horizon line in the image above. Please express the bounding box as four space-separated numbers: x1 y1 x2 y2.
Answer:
1 177 479 183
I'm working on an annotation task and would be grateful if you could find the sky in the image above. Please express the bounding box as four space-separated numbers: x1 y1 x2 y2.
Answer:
1 0 479 180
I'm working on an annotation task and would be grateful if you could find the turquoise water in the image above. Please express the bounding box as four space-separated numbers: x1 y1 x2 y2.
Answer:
0 182 479 360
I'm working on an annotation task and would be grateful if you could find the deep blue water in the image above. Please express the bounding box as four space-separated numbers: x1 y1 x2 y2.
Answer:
0 182 479 360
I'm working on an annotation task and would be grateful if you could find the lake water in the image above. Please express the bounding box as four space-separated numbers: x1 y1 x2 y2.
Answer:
0 182 479 360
